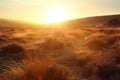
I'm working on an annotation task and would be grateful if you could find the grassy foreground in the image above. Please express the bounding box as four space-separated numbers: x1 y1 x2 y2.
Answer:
0 25 120 80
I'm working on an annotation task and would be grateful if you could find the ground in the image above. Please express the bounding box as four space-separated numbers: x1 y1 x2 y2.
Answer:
0 24 120 80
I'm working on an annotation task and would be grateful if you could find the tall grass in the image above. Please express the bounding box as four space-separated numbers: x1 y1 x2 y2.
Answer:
0 51 76 80
75 30 120 80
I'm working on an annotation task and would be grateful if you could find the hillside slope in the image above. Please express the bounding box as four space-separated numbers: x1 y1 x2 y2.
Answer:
1 14 120 28
63 14 120 27
0 15 120 80
0 18 40 28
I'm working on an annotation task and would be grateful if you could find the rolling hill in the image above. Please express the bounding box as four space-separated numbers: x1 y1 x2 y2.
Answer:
0 14 120 80
62 14 120 27
1 14 120 28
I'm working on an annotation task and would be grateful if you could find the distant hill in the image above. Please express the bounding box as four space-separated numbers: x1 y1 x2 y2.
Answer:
0 18 40 28
62 14 120 27
1 14 120 28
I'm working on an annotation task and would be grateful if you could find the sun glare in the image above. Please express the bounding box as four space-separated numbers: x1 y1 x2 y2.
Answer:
46 8 68 23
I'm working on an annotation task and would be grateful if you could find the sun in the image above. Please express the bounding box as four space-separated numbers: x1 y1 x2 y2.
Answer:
46 8 68 23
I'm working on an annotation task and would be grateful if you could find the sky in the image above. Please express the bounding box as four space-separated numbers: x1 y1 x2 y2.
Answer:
0 0 120 24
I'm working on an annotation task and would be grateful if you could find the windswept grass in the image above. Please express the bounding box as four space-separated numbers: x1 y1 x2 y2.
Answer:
75 28 120 80
1 24 120 80
0 51 76 80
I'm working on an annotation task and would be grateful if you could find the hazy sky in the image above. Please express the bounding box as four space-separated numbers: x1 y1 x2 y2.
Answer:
0 0 120 24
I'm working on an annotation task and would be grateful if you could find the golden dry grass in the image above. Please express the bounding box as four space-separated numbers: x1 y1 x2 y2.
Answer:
0 51 76 80
0 25 120 80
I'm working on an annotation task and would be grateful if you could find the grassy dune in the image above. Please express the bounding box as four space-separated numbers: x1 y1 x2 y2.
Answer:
0 15 120 80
